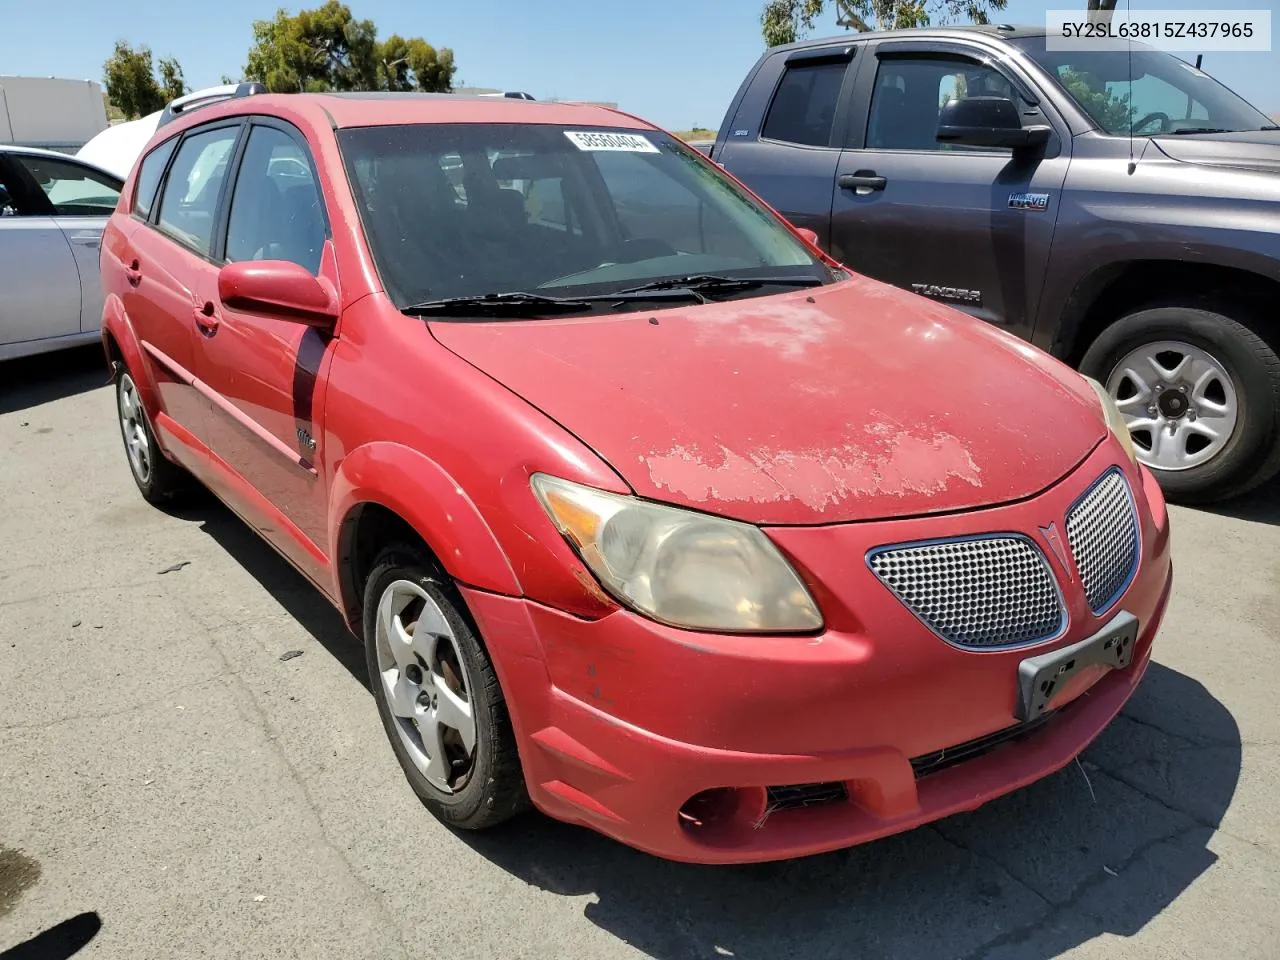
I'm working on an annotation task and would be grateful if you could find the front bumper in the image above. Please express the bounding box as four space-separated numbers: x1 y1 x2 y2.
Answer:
461 445 1173 864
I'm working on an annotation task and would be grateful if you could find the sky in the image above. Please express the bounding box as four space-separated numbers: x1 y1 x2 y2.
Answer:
2 0 1276 130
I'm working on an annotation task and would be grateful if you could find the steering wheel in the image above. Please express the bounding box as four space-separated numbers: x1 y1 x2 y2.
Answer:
1132 111 1171 134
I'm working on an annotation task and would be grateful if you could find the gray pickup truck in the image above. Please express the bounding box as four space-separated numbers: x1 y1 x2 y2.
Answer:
707 24 1280 503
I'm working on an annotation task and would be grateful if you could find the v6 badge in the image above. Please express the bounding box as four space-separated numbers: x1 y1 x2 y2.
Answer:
1009 193 1051 211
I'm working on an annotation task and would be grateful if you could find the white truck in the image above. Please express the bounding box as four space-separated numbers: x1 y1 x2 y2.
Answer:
0 76 109 152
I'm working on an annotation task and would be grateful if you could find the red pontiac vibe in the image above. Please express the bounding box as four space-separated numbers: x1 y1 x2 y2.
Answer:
100 88 1172 864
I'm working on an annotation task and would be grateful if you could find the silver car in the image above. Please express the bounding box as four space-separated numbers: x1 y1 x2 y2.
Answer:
0 145 123 361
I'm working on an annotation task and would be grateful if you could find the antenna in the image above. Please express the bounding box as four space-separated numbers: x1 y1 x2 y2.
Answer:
1195 54 1203 69
1126 0 1136 175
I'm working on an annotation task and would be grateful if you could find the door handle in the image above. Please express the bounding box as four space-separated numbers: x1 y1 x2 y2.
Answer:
839 171 888 192
194 301 220 337
125 258 142 287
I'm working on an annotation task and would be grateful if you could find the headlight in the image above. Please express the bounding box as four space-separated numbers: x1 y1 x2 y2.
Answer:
1082 375 1138 466
531 474 823 633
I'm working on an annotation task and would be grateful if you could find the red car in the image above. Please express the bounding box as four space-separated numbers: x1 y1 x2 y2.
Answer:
100 88 1173 864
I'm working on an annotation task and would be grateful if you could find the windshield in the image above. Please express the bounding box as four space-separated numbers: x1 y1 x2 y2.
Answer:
337 123 831 311
1012 36 1273 137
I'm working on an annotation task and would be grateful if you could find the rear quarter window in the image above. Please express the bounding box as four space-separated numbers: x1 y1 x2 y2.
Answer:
133 137 178 220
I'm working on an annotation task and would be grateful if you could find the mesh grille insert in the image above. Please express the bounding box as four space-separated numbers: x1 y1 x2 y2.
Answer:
1067 470 1139 613
869 537 1062 649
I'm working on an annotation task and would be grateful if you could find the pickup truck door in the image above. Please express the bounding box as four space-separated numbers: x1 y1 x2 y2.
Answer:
713 43 866 250
830 40 1071 341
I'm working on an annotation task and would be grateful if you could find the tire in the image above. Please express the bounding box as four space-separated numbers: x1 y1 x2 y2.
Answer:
362 544 528 830
1080 303 1280 504
115 368 195 506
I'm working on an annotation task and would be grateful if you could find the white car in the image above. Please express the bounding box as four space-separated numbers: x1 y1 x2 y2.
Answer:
0 145 123 361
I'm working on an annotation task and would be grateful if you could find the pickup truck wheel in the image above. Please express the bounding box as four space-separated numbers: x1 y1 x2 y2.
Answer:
115 371 195 506
1081 304 1280 503
362 545 529 830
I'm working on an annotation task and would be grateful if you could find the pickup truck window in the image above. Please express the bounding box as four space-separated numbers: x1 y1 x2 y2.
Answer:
867 58 1016 152
1011 36 1272 137
761 61 846 147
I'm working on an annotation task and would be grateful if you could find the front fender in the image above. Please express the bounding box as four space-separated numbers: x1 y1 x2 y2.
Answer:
328 441 523 609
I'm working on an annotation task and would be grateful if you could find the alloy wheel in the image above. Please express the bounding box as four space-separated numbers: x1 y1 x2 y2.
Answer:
1105 340 1239 472
374 579 478 793
117 374 152 483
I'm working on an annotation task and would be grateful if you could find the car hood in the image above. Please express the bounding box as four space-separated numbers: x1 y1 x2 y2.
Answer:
1151 129 1280 174
429 276 1106 525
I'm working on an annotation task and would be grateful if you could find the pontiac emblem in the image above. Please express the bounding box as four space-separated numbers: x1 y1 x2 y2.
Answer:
1039 522 1072 580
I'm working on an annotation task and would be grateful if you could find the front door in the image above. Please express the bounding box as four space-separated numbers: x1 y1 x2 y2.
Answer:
830 42 1071 341
191 119 336 588
6 152 124 332
0 155 81 349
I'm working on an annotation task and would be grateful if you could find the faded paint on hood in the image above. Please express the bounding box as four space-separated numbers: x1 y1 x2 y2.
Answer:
429 274 1106 524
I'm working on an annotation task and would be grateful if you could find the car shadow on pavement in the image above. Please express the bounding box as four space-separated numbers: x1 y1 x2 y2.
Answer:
173 500 1242 960
176 501 369 690
1193 473 1280 527
455 662 1240 960
0 912 101 960
0 346 108 416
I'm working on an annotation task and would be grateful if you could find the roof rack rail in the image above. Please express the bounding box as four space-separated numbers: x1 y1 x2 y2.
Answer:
157 81 268 128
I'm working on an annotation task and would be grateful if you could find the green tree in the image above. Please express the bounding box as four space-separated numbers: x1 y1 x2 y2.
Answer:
245 2 452 93
1058 67 1133 133
103 41 167 119
761 0 1007 46
158 57 187 101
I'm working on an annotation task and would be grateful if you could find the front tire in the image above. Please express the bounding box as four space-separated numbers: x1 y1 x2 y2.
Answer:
1080 304 1280 503
362 544 528 830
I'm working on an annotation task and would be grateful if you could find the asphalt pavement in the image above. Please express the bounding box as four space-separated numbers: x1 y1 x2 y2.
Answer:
2 346 1277 960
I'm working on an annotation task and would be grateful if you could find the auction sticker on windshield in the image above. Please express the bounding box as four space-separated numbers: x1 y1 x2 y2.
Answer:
564 131 660 153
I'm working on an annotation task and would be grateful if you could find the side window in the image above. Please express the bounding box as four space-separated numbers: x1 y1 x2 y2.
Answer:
10 155 122 216
867 57 1018 152
156 126 240 256
133 138 178 220
761 61 848 147
224 125 326 274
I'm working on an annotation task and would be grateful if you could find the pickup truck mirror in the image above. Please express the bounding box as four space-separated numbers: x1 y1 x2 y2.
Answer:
936 97 1051 151
218 260 339 329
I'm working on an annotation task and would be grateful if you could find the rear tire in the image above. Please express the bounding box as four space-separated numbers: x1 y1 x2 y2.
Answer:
115 369 195 506
362 544 529 830
1080 303 1280 503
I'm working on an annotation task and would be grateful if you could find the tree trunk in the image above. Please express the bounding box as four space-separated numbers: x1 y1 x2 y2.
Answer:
1087 0 1120 27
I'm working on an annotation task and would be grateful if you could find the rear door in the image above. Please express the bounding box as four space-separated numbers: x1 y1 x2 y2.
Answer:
7 152 124 332
0 153 82 348
830 40 1071 340
714 44 864 249
126 121 243 464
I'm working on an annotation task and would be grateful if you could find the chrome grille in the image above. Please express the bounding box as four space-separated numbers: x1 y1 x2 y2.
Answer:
1067 469 1139 613
868 537 1062 649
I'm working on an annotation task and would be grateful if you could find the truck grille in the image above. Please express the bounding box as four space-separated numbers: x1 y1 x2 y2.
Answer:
1067 469 1139 614
868 536 1063 649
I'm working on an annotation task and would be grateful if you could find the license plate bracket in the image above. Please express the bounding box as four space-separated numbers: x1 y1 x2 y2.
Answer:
1016 611 1138 722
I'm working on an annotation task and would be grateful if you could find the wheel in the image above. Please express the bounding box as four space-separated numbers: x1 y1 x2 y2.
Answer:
362 545 528 829
1080 304 1280 503
115 369 195 505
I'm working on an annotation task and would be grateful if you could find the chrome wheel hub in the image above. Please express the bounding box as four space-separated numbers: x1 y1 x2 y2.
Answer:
1105 340 1238 472
374 580 477 793
117 374 152 483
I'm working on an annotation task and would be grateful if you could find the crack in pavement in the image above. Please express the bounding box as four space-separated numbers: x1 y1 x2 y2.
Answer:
929 825 1056 911
166 589 412 960
0 671 231 734
954 823 1205 960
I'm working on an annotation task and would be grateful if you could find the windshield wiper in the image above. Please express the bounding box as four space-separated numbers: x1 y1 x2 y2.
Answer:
618 274 824 297
1169 127 1237 135
402 288 709 319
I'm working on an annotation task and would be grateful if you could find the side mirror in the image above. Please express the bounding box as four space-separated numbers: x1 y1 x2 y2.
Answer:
936 96 1051 151
217 260 338 328
795 226 820 247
